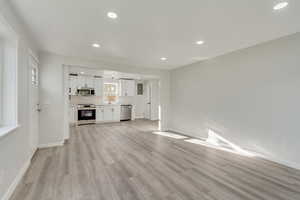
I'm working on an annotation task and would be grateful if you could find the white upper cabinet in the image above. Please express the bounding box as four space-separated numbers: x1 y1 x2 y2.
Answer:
85 76 94 88
76 76 85 88
120 80 135 96
94 78 103 96
76 76 94 88
69 76 78 95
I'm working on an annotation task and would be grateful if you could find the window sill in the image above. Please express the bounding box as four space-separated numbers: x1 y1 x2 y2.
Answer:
0 125 20 140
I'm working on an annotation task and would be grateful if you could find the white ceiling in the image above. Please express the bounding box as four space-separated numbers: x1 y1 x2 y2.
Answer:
10 0 300 69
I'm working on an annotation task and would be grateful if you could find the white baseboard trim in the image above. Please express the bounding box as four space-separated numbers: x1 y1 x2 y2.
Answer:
258 154 300 171
168 127 300 171
135 116 145 119
135 114 145 119
38 141 64 149
1 150 36 200
168 128 206 139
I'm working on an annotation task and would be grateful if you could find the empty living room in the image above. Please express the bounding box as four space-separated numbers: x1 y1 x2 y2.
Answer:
1 0 300 199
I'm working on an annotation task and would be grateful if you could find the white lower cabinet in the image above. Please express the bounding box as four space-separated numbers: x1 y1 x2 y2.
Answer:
96 106 104 122
104 106 113 121
69 106 77 123
112 105 120 121
96 105 120 122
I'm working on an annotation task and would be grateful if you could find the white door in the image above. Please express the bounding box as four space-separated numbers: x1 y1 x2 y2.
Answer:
145 82 151 119
29 56 39 154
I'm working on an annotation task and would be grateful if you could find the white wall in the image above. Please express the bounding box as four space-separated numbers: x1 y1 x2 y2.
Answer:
0 1 38 199
39 52 170 145
170 32 300 169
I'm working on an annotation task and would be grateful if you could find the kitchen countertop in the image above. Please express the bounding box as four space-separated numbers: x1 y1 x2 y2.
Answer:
70 104 134 107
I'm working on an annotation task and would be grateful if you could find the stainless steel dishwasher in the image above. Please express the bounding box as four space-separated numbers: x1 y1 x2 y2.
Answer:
120 105 132 121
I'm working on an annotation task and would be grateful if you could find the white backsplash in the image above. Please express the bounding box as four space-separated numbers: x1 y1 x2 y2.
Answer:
70 95 136 105
70 96 103 105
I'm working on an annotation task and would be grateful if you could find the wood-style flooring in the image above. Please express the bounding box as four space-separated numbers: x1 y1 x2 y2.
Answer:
11 120 300 200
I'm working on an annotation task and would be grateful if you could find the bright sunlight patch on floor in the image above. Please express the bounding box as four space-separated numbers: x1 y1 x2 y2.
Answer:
152 131 189 139
185 138 256 157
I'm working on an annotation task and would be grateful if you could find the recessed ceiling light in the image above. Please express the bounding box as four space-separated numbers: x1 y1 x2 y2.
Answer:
160 57 167 61
92 43 100 48
107 12 118 19
196 40 205 45
80 72 85 74
273 2 288 10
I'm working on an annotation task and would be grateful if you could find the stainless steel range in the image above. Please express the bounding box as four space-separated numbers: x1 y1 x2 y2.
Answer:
77 104 96 125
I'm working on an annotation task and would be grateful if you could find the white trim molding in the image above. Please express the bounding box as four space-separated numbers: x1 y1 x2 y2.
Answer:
257 154 300 171
38 141 64 149
1 160 30 200
0 148 36 200
0 124 20 140
168 128 300 171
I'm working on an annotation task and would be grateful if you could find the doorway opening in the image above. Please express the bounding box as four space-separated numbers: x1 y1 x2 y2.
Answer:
28 54 39 155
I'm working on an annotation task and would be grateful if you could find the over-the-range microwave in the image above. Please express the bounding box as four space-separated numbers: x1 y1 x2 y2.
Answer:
77 88 95 96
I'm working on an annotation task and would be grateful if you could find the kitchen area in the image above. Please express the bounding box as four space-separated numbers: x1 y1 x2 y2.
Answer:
68 67 159 126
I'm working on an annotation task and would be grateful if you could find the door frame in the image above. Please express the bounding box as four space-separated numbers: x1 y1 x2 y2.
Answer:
145 81 152 120
63 65 70 140
28 52 39 155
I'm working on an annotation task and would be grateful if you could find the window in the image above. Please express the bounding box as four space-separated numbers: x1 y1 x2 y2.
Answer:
0 38 3 124
104 83 118 103
31 66 38 86
0 15 18 137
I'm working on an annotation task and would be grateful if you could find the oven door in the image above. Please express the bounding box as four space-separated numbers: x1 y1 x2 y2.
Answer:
78 109 96 121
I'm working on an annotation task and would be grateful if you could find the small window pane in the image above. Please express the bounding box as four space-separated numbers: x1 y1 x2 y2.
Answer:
31 68 38 86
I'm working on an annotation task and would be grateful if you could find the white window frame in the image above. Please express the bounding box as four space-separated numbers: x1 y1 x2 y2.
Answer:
0 13 19 138
0 38 3 124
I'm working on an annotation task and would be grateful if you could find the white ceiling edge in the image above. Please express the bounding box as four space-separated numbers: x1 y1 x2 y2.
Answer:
40 50 171 72
42 31 300 72
172 31 300 70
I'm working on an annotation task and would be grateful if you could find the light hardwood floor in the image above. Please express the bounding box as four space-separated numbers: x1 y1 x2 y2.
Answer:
11 120 300 200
